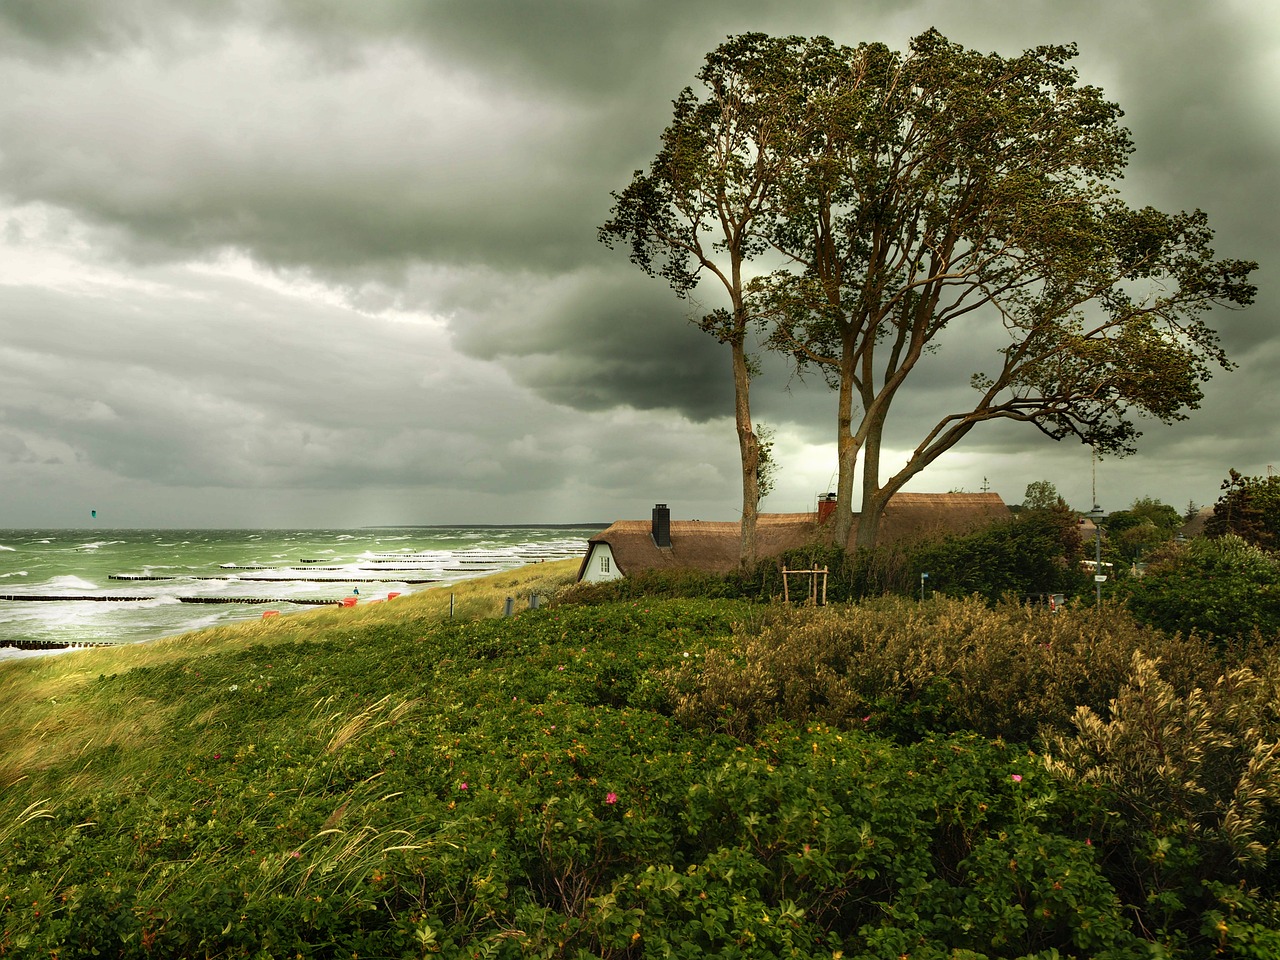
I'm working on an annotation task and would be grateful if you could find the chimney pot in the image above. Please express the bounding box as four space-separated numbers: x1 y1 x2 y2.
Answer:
652 503 671 548
817 493 837 524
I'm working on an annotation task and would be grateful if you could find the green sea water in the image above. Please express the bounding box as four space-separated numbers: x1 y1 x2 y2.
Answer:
0 527 599 658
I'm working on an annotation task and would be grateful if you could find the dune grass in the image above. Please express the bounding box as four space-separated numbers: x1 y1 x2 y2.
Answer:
0 558 580 792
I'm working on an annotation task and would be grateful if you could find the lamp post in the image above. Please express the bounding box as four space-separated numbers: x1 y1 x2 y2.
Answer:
1088 504 1107 605
920 572 929 601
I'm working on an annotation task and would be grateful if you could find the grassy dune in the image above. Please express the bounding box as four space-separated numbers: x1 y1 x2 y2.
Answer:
0 559 580 793
3 563 1279 958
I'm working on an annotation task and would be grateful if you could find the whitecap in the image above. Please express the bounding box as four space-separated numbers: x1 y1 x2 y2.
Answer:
39 575 101 591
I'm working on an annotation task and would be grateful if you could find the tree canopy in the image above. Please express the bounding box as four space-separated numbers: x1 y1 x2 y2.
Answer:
1022 480 1068 512
599 34 832 564
1205 469 1280 551
1101 496 1183 562
603 30 1256 556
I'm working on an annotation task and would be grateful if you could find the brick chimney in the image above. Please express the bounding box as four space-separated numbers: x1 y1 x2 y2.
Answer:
817 493 837 524
652 503 671 548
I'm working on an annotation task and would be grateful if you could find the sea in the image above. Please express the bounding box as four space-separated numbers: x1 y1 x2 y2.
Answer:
0 527 602 660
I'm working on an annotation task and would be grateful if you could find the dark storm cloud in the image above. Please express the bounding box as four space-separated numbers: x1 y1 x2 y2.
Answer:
0 37 600 275
447 269 732 419
0 0 1274 524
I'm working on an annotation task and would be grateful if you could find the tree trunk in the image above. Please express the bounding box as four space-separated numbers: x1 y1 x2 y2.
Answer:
831 352 859 547
854 415 888 552
732 342 759 567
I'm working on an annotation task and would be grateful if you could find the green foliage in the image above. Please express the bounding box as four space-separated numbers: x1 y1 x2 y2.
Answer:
1206 469 1280 551
1023 479 1067 511
744 541 911 602
908 507 1089 602
1116 534 1280 640
560 567 749 604
664 595 1234 747
1047 652 1280 943
1102 496 1183 563
754 422 777 503
1105 497 1184 535
4 591 1280 957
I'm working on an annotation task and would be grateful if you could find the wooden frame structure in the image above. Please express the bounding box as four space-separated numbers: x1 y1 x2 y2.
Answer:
781 565 828 605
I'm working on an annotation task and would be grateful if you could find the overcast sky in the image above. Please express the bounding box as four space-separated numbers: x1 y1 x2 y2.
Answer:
0 0 1274 528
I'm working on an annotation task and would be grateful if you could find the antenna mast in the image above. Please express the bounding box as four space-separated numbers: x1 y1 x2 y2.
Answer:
1091 448 1097 507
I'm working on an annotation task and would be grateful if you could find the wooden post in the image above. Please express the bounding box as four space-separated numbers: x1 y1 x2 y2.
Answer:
781 566 828 606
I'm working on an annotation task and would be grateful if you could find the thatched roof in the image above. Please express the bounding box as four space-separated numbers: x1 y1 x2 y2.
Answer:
1179 505 1215 539
578 493 1009 580
876 492 1011 543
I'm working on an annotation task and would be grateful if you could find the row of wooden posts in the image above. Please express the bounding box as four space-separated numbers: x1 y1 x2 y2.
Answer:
781 566 829 606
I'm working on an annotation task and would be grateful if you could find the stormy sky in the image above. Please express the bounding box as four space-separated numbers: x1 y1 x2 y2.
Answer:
0 0 1274 527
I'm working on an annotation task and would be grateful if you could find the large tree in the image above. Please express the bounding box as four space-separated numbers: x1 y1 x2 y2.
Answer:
599 34 840 565
755 30 1257 548
1205 469 1280 551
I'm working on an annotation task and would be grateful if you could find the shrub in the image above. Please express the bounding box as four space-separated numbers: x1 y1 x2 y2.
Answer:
664 595 1230 746
1046 651 1280 944
557 567 749 604
1116 534 1280 640
907 506 1089 602
6 595 1280 956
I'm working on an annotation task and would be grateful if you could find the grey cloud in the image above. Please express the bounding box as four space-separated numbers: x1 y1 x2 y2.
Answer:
0 0 1274 526
447 268 731 419
0 35 604 275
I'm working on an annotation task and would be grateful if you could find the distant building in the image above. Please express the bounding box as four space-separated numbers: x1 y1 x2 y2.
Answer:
577 494 1010 582
1179 505 1215 539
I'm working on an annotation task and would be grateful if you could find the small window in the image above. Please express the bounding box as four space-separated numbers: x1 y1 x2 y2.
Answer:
600 555 611 574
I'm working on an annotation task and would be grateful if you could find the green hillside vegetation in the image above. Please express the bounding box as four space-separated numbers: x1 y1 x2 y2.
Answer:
4 558 1280 958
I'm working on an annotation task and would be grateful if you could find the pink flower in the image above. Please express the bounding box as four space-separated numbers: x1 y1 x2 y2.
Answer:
605 792 618 804
459 782 468 790
1011 774 1023 783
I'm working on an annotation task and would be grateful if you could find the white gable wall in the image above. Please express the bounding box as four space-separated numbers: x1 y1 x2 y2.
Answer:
580 542 622 582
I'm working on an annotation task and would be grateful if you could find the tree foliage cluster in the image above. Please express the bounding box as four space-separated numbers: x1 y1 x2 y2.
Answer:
602 30 1256 560
1117 533 1280 641
1101 495 1184 563
1206 468 1280 552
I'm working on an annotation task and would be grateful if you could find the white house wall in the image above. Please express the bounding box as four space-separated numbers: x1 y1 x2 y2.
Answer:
581 543 622 582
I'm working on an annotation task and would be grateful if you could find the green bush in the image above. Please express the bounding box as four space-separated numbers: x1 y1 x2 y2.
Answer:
4 596 1280 956
907 507 1089 602
664 595 1234 746
1116 534 1280 640
1047 651 1280 945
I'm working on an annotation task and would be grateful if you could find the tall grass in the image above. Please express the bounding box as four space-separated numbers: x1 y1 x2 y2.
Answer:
0 559 579 791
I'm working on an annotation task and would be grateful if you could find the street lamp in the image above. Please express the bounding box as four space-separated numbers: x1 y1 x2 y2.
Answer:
1088 504 1107 605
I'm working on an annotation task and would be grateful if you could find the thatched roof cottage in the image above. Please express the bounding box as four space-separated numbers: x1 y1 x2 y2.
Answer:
578 493 1010 582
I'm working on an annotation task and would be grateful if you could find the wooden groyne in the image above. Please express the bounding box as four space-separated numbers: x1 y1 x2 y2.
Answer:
0 594 153 602
0 638 116 650
109 575 440 584
1 595 343 605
